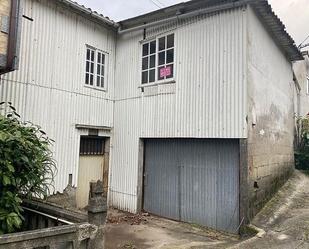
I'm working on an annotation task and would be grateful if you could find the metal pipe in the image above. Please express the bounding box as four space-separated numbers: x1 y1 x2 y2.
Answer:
22 207 74 225
118 0 255 34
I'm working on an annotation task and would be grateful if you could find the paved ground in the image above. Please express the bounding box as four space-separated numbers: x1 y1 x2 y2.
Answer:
104 171 309 249
231 170 309 249
104 210 240 249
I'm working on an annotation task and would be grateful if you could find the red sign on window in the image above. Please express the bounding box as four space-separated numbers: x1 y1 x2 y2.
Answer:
160 66 172 78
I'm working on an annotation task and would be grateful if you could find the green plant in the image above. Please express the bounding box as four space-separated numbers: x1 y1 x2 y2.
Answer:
295 116 309 170
0 102 56 234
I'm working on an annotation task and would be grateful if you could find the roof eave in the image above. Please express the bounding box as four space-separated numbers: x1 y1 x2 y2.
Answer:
57 0 119 29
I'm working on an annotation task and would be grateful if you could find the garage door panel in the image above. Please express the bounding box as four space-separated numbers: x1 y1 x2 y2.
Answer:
144 140 180 220
216 141 240 232
143 139 239 233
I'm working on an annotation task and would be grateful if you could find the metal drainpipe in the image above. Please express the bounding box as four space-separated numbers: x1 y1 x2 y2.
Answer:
118 0 255 34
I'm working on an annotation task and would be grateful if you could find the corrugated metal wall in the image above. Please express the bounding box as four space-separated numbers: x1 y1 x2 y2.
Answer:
0 0 116 192
143 139 239 234
111 7 247 212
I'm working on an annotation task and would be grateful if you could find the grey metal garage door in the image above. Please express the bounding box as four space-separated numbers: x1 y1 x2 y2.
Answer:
143 139 239 233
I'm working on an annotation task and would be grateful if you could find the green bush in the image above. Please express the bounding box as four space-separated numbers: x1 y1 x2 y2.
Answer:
0 102 56 234
295 117 309 170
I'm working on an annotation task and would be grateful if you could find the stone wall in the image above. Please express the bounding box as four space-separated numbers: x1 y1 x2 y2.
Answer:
246 6 295 219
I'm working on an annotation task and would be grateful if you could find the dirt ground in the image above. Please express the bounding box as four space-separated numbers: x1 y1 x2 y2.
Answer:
104 170 309 249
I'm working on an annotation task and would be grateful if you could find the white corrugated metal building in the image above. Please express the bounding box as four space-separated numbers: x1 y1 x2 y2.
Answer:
0 0 304 233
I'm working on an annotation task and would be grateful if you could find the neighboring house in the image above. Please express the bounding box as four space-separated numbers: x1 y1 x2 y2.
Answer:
0 0 118 209
293 51 309 118
0 0 303 234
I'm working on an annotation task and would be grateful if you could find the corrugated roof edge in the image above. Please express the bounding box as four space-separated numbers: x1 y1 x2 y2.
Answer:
251 0 303 61
56 0 119 29
119 0 303 62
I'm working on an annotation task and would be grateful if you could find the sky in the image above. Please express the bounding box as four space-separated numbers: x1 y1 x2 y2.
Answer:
75 0 309 45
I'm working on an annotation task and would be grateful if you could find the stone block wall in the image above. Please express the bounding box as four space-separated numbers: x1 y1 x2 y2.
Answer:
246 6 295 219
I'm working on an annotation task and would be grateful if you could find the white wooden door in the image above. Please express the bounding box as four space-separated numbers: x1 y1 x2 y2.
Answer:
76 136 105 209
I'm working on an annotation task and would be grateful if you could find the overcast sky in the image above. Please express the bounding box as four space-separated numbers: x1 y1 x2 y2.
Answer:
75 0 309 45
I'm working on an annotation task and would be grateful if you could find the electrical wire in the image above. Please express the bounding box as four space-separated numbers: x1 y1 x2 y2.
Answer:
155 0 165 7
148 0 164 8
299 34 309 48
300 43 309 50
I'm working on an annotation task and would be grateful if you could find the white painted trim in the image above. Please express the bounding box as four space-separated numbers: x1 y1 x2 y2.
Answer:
139 32 176 86
84 45 109 92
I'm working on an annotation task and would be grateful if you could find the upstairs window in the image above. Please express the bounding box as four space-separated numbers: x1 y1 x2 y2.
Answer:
85 47 95 86
141 34 175 84
85 46 107 89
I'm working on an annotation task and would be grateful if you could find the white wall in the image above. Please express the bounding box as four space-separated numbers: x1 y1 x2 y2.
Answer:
0 0 116 192
293 54 309 117
110 7 248 212
246 6 295 218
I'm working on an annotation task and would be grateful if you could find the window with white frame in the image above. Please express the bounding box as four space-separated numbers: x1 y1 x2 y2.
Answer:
85 46 106 89
141 34 175 84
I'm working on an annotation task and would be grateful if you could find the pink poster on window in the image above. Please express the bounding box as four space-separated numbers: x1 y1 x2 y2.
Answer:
160 67 166 78
165 66 171 77
160 66 172 78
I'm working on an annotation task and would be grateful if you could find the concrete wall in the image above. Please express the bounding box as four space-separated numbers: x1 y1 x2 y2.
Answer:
293 53 309 117
246 6 295 218
110 7 248 212
0 0 116 192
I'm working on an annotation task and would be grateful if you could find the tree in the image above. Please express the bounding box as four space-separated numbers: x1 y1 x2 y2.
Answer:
0 102 56 234
295 116 309 170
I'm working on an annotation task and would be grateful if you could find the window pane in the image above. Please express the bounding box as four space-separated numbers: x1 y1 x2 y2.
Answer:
142 57 148 70
86 61 89 72
149 55 155 68
101 66 104 76
85 74 89 84
90 75 94 85
97 76 100 87
142 71 148 84
159 52 165 65
143 43 149 56
149 69 155 83
98 53 101 64
87 49 90 60
158 66 165 80
91 63 94 73
166 49 174 63
167 34 174 48
102 54 105 64
150 41 156 54
91 51 95 61
159 37 165 51
166 64 174 79
97 64 100 75
101 77 104 88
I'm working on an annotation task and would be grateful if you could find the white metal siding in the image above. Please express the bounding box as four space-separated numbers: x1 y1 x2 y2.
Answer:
0 0 116 192
111 7 248 212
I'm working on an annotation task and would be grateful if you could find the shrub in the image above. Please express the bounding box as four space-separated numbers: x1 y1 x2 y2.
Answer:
0 102 56 234
295 116 309 170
